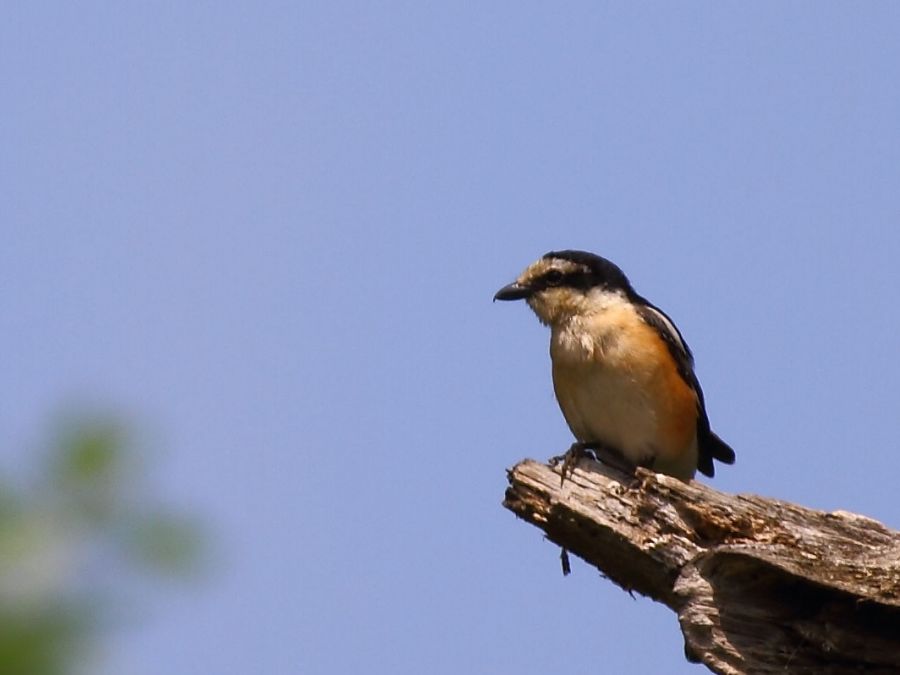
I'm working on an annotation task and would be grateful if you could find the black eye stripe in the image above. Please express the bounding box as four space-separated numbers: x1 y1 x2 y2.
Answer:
541 251 635 296
545 270 564 285
537 269 592 290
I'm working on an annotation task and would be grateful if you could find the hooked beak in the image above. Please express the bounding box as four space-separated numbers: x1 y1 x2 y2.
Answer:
493 281 532 302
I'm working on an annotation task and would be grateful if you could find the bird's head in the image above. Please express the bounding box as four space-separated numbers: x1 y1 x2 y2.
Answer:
493 250 636 326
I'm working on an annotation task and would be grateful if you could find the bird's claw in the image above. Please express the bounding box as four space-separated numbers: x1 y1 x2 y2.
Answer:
552 441 641 485
553 442 596 485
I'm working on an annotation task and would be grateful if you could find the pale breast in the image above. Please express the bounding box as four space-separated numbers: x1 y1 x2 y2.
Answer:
552 359 658 462
549 303 699 475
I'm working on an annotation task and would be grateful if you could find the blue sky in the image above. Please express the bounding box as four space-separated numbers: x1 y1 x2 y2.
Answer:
4 3 900 673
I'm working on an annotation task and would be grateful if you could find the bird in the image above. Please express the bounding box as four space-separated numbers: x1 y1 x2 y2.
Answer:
494 250 734 481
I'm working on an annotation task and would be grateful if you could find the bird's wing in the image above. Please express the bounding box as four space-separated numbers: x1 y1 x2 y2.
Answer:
635 302 735 477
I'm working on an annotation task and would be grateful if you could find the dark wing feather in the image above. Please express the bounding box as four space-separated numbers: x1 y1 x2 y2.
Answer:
635 301 735 477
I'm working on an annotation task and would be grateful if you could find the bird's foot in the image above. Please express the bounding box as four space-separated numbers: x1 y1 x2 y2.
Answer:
551 441 600 485
550 441 641 485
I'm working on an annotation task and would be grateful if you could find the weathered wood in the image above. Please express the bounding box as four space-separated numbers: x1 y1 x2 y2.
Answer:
503 458 900 674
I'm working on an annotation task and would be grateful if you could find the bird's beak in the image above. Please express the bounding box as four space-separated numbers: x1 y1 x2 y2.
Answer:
493 282 532 302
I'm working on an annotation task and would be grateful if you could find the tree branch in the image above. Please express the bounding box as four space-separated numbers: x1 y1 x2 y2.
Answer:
503 458 900 674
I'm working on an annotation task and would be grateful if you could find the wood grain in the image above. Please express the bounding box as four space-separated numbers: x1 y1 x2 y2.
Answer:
503 458 900 674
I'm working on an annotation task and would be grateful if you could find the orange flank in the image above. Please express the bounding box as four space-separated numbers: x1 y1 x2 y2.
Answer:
637 324 698 461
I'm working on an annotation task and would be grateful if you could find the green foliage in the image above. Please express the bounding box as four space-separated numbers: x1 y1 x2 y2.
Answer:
0 417 205 675
126 512 204 576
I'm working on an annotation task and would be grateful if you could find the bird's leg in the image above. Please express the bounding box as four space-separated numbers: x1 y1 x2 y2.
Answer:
550 441 603 485
550 441 640 485
550 441 594 466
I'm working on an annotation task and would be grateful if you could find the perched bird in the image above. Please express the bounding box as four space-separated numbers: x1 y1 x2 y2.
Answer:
494 250 734 481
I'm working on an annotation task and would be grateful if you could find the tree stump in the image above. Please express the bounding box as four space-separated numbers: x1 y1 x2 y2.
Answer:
503 458 900 674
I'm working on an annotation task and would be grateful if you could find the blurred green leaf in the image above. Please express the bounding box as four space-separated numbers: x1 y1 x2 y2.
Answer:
47 420 133 526
53 421 125 487
125 513 204 577
0 606 86 675
0 486 20 522
0 414 208 675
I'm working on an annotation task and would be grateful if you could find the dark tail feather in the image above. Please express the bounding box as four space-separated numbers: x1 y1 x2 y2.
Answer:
697 432 736 478
709 432 735 464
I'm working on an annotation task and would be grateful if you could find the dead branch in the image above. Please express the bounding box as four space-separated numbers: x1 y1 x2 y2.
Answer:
503 458 900 674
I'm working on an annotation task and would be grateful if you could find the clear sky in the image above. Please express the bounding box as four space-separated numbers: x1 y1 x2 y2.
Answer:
4 3 900 674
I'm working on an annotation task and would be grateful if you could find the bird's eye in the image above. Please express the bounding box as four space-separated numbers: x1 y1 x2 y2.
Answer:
545 270 564 286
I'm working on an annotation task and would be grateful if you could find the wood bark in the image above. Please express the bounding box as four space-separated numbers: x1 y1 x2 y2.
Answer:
503 458 900 674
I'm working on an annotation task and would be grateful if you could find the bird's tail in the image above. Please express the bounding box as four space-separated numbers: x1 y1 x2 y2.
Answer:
697 432 736 477
708 432 735 465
